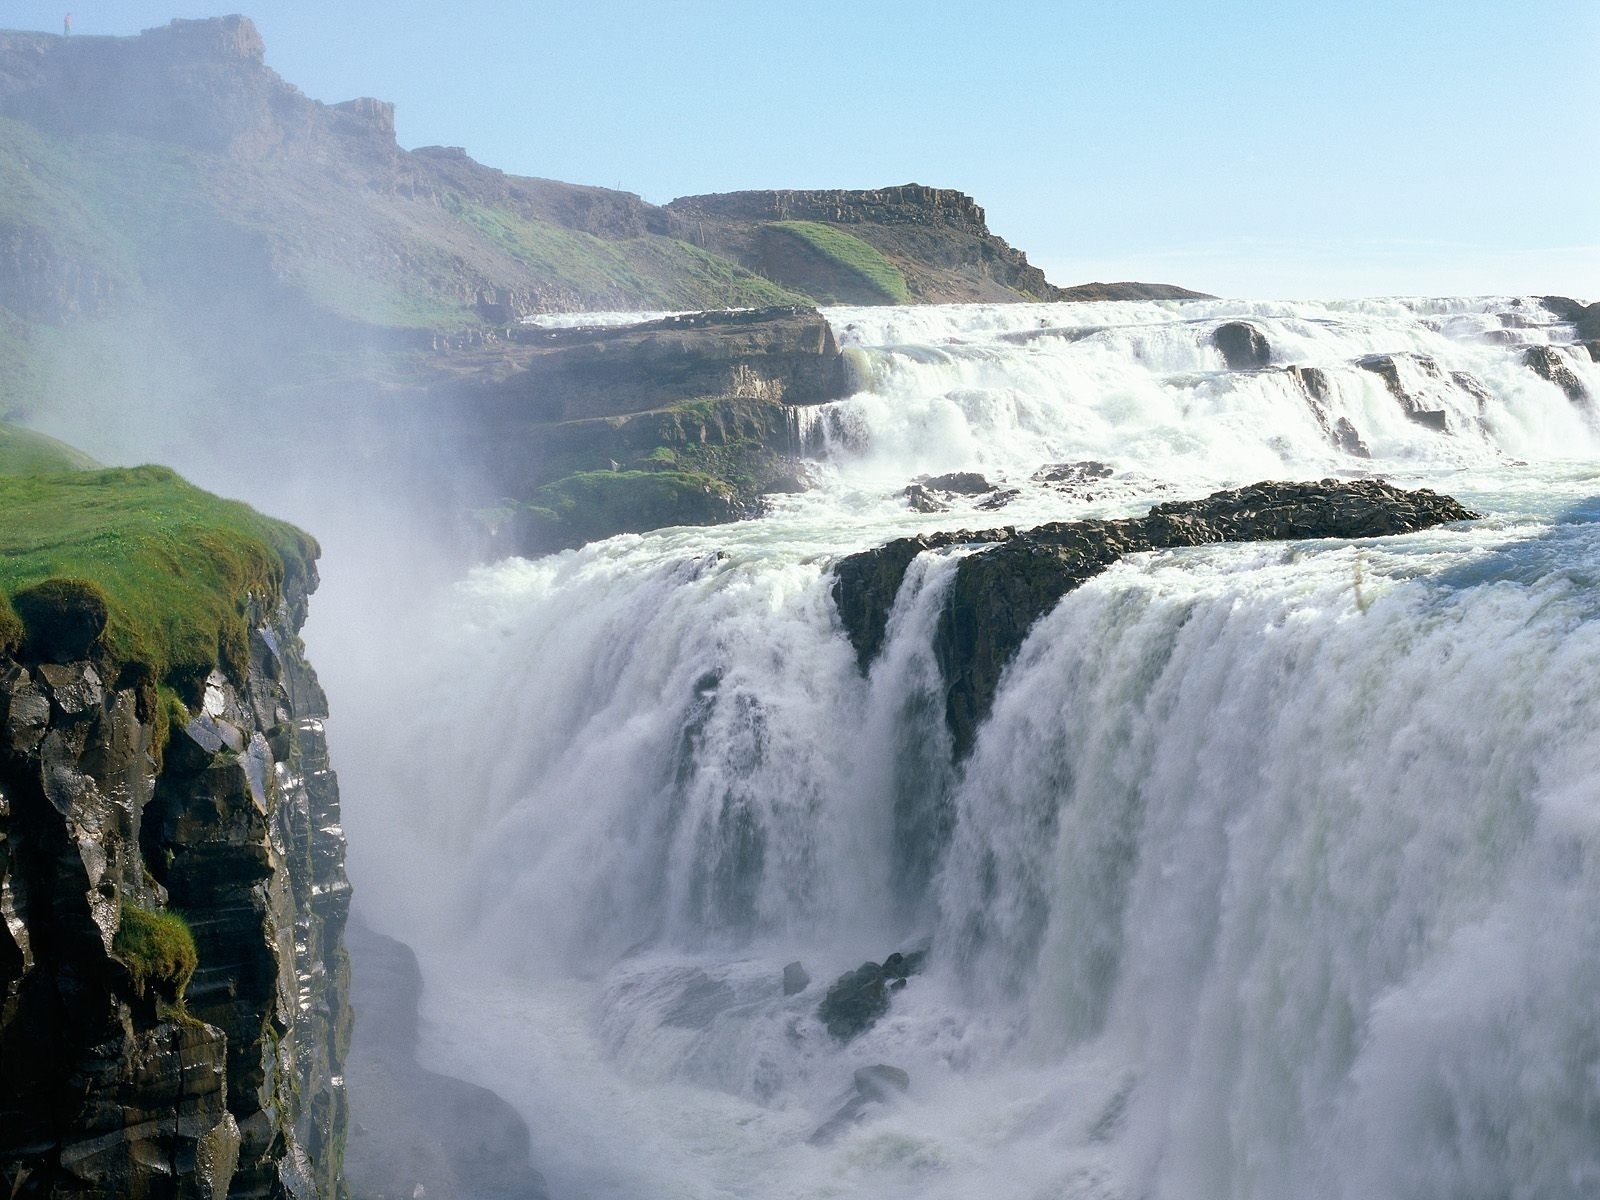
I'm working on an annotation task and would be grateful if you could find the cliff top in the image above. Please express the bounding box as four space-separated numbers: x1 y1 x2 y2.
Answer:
0 433 317 684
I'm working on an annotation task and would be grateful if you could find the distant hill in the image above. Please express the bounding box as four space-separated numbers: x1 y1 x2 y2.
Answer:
0 17 1204 339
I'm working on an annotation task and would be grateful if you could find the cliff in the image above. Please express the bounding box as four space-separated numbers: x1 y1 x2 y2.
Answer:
0 16 1209 437
0 448 350 1197
833 480 1479 757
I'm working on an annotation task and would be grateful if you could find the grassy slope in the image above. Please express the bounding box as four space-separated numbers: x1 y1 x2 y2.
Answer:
769 220 911 303
0 437 316 683
458 202 809 311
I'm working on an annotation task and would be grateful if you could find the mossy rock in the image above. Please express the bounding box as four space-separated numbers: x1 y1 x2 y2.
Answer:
13 577 109 662
517 469 740 554
113 902 199 1008
0 592 22 657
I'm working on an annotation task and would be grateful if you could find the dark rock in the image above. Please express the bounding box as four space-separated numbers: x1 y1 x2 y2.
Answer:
342 920 549 1200
1 590 350 1198
920 471 993 495
783 961 810 996
903 483 949 513
1357 354 1451 431
1033 460 1113 486
854 1064 911 1101
1331 417 1371 458
816 949 926 1042
1522 345 1589 403
1540 296 1600 341
808 1063 912 1145
1213 322 1272 369
834 480 1478 757
976 488 1021 510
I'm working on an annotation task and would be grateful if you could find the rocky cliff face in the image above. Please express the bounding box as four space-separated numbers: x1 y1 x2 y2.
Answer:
0 584 351 1197
834 480 1478 757
667 185 1065 303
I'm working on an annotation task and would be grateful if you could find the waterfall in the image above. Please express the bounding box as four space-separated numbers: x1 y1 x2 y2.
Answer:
352 295 1600 1199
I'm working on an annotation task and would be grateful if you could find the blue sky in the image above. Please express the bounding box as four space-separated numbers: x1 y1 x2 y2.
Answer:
11 1 1598 298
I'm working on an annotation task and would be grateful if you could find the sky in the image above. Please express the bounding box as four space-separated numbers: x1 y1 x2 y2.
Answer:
7 0 1598 298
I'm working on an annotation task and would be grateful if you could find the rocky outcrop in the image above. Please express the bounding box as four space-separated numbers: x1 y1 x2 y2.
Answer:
341 921 547 1200
834 480 1478 757
1 585 350 1195
667 186 1066 304
453 307 854 555
1213 321 1271 369
1522 345 1589 403
816 950 926 1043
1357 354 1451 431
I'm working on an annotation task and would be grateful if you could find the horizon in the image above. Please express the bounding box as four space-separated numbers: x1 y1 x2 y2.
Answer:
5 2 1597 301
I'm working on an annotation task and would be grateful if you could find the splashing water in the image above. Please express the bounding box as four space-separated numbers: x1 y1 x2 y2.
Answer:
349 296 1600 1199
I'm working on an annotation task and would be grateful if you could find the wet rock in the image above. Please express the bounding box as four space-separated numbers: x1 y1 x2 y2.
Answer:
1033 460 1113 486
342 920 549 1200
976 488 1021 510
1213 321 1271 369
855 1064 911 1100
903 483 949 513
835 480 1478 757
1331 417 1371 458
919 471 993 495
1523 345 1589 403
808 1064 912 1145
817 949 927 1042
1357 353 1451 431
783 961 810 996
35 662 104 716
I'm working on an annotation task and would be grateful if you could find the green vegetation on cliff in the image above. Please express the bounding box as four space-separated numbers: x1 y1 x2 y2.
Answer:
771 221 912 303
0 457 317 681
113 902 199 1008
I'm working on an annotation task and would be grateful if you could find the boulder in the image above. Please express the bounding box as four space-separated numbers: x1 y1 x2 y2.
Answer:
807 1064 912 1145
919 471 993 495
903 483 948 513
816 949 927 1042
783 961 810 996
1213 322 1271 369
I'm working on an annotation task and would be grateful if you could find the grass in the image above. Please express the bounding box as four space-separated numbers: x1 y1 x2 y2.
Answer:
459 202 808 309
113 902 198 1009
0 460 318 684
770 220 911 303
0 422 100 474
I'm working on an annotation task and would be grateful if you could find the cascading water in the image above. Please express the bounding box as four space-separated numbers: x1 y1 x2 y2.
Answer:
350 296 1600 1198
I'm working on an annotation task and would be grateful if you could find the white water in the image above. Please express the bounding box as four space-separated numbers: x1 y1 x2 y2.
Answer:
352 296 1600 1199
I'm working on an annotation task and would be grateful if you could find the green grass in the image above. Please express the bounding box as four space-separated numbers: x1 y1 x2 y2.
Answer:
770 220 911 303
0 463 317 683
113 902 198 1008
0 422 100 474
459 202 808 309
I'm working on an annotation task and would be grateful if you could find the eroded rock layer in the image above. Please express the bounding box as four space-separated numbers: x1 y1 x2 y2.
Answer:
833 480 1478 757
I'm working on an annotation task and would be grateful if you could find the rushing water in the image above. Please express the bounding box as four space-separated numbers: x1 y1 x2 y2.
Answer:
351 296 1600 1199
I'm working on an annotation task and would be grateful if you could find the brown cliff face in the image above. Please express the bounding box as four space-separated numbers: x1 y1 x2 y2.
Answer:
666 185 1065 304
0 591 351 1199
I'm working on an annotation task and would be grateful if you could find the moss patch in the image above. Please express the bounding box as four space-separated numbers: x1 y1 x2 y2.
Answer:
769 221 911 303
0 464 317 683
113 902 198 1008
